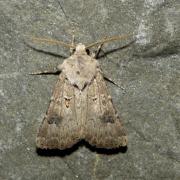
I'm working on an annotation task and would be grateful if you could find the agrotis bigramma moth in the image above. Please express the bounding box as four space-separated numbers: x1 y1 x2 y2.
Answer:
29 35 129 150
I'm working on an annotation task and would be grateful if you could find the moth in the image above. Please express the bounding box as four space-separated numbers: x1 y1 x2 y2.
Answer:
30 35 128 150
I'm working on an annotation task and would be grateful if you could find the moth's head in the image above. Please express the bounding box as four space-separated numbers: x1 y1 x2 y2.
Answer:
74 43 87 55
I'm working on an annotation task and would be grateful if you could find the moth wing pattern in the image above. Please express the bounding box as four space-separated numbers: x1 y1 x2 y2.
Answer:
84 71 127 149
36 73 81 149
36 43 127 150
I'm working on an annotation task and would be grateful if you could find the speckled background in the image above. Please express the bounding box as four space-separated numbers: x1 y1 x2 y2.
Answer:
0 0 180 179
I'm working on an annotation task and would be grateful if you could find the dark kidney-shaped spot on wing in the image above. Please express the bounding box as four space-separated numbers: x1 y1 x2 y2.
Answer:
100 111 115 123
47 114 63 126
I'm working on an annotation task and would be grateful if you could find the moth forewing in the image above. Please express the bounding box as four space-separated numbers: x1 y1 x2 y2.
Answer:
36 43 127 150
84 71 127 148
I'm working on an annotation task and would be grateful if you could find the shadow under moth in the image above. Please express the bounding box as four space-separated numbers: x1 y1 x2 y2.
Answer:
30 35 128 150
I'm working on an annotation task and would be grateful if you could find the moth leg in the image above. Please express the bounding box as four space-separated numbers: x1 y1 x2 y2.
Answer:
93 43 104 58
103 75 125 90
91 43 104 58
29 69 60 75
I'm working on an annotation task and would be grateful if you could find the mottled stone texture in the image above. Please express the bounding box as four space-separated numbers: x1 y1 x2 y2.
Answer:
0 0 179 179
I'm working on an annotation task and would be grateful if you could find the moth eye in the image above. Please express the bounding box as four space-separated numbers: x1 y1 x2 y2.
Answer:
71 48 75 53
86 49 90 55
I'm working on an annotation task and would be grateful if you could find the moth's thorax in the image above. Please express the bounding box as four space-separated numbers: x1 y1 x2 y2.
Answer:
59 47 99 90
74 43 87 55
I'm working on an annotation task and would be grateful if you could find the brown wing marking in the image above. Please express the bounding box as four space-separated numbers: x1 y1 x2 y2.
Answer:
85 71 127 149
36 73 82 150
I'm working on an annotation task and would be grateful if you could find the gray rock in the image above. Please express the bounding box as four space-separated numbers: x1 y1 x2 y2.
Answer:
0 0 179 179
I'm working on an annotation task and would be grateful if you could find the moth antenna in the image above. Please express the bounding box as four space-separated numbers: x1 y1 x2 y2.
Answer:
86 34 132 49
30 36 76 49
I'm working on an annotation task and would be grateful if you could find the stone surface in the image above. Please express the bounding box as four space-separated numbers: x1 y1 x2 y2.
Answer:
0 0 180 179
